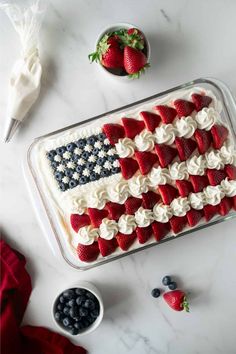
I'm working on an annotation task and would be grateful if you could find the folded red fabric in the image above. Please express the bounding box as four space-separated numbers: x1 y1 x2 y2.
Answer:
0 239 87 354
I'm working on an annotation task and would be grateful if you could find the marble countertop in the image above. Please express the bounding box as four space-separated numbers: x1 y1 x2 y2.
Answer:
1 1 236 353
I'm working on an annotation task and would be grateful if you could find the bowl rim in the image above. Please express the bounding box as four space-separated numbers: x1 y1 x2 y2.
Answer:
52 281 104 336
94 22 151 79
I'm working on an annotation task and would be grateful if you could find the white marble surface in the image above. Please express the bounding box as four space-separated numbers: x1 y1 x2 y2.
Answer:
1 1 236 353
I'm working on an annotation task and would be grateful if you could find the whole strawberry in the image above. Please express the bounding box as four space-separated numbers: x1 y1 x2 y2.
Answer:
89 34 124 69
163 290 190 312
124 46 149 78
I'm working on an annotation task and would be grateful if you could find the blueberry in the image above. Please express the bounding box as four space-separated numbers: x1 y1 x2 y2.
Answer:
63 306 70 316
76 295 86 306
62 317 72 327
59 182 66 191
84 299 95 310
79 307 88 317
91 308 100 318
86 291 96 300
69 306 80 319
55 172 63 181
56 146 66 155
75 288 86 295
63 289 75 299
74 322 83 330
97 133 106 141
151 288 161 298
162 276 172 286
69 328 79 335
69 180 77 189
71 154 79 161
77 139 86 148
57 303 63 311
79 176 88 185
54 311 63 321
51 161 58 169
82 151 89 160
111 167 120 174
68 299 76 307
59 296 66 304
89 172 97 182
168 281 177 290
101 169 109 177
47 150 56 161
86 162 94 170
93 148 100 155
97 157 105 166
76 165 83 173
87 136 97 144
108 155 116 162
66 143 76 152
65 169 73 177
82 319 90 328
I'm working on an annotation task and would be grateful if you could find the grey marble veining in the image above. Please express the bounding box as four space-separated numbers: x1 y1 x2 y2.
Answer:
1 1 236 353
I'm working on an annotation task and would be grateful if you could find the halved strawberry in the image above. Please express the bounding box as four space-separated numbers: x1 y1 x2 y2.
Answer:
155 144 178 168
154 105 177 124
191 93 212 112
122 118 145 139
142 191 160 209
175 180 193 197
211 125 229 149
207 169 227 186
135 151 158 175
103 124 125 145
186 209 203 227
152 221 170 241
136 225 153 244
77 242 100 262
169 215 187 234
70 214 91 232
125 197 142 214
159 184 178 205
189 175 209 192
140 111 161 131
232 196 236 211
88 208 108 228
194 129 212 154
175 137 197 161
203 204 219 221
119 158 139 179
225 165 236 180
97 237 118 257
218 197 232 216
174 99 195 117
106 202 125 221
116 231 137 250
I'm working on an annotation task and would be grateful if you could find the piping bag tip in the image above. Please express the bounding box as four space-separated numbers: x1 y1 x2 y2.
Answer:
3 119 21 143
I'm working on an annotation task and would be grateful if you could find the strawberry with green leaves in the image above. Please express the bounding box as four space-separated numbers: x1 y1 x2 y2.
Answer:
163 290 190 312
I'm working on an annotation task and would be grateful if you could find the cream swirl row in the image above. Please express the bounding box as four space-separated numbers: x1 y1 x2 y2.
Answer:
72 178 236 246
115 107 221 157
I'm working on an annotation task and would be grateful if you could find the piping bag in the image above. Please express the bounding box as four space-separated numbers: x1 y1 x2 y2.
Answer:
0 0 46 142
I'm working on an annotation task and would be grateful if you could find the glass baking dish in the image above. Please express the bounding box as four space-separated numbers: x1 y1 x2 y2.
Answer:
26 78 236 270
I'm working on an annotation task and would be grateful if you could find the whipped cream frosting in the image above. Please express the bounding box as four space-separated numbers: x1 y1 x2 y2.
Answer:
175 116 197 138
195 107 220 130
74 225 99 246
118 215 136 234
169 162 189 180
148 166 170 186
129 175 149 197
115 138 135 158
135 207 154 227
134 130 155 151
153 203 173 223
170 197 190 216
99 218 118 240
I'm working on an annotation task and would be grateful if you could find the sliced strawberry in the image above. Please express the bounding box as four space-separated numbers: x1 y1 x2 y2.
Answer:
191 93 212 112
125 197 142 214
122 118 145 139
154 105 177 124
175 180 193 197
106 202 125 221
142 191 160 209
186 209 203 227
232 196 236 211
119 158 139 179
152 221 170 241
103 124 125 145
88 208 108 228
97 237 118 257
207 169 227 186
203 204 219 221
194 129 212 154
169 215 187 234
225 165 236 180
155 144 178 168
189 175 209 192
140 111 161 132
159 184 178 205
136 225 153 244
70 214 90 233
211 125 229 149
175 137 197 161
218 197 232 216
135 151 158 175
77 242 100 262
116 231 136 251
174 99 195 117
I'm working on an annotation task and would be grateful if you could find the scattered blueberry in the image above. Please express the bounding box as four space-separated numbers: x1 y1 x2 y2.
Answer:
66 143 76 152
71 154 79 161
69 180 77 189
151 288 161 298
56 146 66 155
47 150 56 161
76 165 83 173
82 151 89 159
87 136 96 144
162 276 172 286
90 172 98 182
79 176 88 185
168 281 177 290
59 182 66 191
77 139 86 148
98 133 106 141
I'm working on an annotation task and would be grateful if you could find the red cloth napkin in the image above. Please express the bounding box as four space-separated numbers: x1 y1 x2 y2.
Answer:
0 239 87 354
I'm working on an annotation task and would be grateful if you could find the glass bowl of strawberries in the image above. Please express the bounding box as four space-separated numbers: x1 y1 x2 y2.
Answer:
89 23 151 79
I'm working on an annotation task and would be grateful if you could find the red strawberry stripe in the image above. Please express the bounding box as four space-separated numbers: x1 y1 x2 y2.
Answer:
125 197 142 214
189 175 209 193
103 124 125 145
97 237 118 257
135 151 158 175
175 137 197 161
174 99 195 117
194 129 212 154
159 184 178 205
175 180 193 197
88 208 108 228
155 144 178 168
169 215 187 234
116 231 137 250
119 158 139 179
186 209 203 227
232 196 236 211
218 197 232 216
155 105 177 124
122 118 145 139
140 111 161 131
136 225 153 244
77 242 100 262
142 191 160 209
191 93 212 112
70 214 91 233
211 125 228 149
203 204 219 221
225 165 236 180
207 169 227 186
152 221 170 241
106 202 125 221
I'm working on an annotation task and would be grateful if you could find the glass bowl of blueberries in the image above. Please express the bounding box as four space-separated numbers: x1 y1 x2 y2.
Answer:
53 282 104 336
